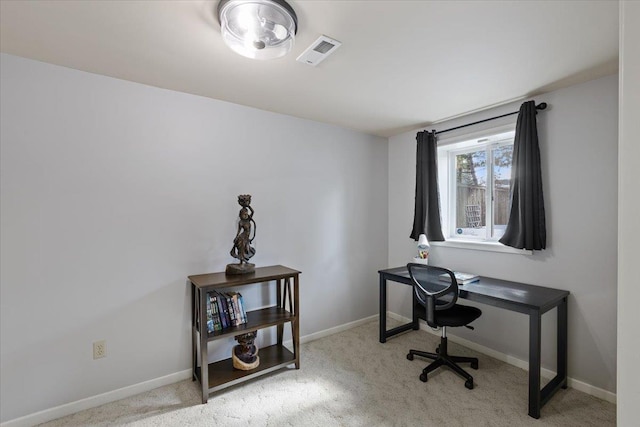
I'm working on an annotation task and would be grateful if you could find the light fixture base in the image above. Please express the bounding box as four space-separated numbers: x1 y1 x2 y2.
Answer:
217 0 298 60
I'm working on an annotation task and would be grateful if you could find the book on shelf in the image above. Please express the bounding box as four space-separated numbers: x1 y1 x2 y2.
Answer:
206 293 214 333
227 292 247 326
233 294 242 325
215 291 230 329
439 272 479 285
225 293 237 325
208 291 249 330
236 293 247 324
225 292 247 326
206 293 223 333
230 292 240 326
210 293 222 332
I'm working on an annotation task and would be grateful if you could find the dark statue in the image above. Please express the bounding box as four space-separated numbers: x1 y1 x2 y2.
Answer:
232 331 259 370
226 194 256 275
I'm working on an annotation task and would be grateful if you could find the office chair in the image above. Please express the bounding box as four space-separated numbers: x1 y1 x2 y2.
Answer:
406 263 482 389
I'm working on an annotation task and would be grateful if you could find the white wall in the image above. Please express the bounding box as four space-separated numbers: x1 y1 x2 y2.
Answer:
0 54 388 422
618 2 640 424
388 74 618 394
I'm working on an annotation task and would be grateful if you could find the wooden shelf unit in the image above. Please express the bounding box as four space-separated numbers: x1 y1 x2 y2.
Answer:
189 265 300 403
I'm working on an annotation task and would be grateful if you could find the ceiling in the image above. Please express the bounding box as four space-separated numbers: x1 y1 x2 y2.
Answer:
0 1 619 137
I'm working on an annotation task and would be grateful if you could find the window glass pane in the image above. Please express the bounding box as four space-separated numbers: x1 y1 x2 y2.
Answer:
492 144 513 239
455 150 486 237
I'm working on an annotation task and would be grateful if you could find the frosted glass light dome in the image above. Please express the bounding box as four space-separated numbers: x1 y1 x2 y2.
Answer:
217 0 298 60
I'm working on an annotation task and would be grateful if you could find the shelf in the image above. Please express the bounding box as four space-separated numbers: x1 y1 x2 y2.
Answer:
202 306 295 341
196 344 296 392
189 265 301 290
191 265 300 403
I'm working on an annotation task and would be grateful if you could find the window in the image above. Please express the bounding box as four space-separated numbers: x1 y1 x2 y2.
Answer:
437 127 515 242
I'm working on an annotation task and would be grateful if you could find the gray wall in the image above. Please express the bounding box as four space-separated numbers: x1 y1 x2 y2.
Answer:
0 54 388 422
387 74 618 394
618 1 640 423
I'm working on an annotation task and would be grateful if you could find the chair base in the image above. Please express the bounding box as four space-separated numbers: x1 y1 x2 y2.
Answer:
407 336 478 390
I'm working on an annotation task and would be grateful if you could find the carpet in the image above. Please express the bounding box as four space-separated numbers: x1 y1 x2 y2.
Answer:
38 319 615 426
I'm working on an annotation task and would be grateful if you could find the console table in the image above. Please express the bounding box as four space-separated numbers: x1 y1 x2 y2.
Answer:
189 265 300 403
379 266 569 419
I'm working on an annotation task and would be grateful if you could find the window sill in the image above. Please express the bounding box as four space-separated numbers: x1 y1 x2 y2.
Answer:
431 239 532 255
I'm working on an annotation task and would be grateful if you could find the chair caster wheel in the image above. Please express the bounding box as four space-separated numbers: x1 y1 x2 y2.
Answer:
465 379 474 390
419 373 428 382
471 361 478 369
407 353 414 361
435 346 440 354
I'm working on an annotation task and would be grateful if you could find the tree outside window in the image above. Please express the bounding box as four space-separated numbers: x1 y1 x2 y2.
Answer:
442 130 514 241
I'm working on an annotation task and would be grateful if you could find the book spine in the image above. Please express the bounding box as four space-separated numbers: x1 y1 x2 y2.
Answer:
211 294 222 331
237 293 247 324
216 291 229 329
225 293 237 326
231 293 242 325
206 293 214 333
222 292 232 328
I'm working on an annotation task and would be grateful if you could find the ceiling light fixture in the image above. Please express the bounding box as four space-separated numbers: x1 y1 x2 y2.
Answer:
217 0 298 60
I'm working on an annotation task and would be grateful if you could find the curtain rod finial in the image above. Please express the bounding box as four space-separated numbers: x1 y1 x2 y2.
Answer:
536 102 548 110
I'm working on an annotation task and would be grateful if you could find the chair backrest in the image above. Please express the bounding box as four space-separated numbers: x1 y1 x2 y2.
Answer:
407 263 459 327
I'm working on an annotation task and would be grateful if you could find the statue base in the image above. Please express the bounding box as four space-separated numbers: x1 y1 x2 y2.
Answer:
226 262 255 275
232 351 260 370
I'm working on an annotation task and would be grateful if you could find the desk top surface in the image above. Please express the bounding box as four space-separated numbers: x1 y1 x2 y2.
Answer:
189 265 300 289
380 266 569 311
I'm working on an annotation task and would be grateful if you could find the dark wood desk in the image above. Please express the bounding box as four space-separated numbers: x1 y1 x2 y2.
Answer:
378 266 569 419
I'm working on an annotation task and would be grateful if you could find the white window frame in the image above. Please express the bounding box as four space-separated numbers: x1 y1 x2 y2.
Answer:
446 138 513 241
434 122 532 255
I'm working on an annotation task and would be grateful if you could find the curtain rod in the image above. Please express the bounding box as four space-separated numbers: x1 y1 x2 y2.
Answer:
434 102 547 136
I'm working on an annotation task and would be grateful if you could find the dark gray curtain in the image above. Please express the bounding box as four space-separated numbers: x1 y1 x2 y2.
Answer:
499 101 546 250
410 131 445 241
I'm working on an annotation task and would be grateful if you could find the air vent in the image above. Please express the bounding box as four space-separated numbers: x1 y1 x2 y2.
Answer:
296 35 342 67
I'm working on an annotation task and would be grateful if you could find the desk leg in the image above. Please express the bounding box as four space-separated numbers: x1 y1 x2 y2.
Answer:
379 275 387 343
379 273 419 342
528 309 542 419
558 297 568 389
199 288 209 404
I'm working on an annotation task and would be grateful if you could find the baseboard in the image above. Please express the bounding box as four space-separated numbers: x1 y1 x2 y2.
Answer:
1 315 378 427
387 311 617 404
0 370 192 427
298 314 379 345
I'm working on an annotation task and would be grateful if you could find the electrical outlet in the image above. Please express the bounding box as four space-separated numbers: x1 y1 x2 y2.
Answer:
93 340 106 359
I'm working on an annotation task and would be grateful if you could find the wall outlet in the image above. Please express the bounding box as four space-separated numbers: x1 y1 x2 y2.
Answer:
93 340 106 359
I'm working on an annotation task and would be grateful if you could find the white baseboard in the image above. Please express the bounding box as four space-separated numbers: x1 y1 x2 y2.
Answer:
387 311 617 404
0 370 192 427
299 314 379 345
1 315 378 427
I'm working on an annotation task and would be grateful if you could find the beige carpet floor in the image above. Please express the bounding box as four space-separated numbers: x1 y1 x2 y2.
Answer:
38 319 615 426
